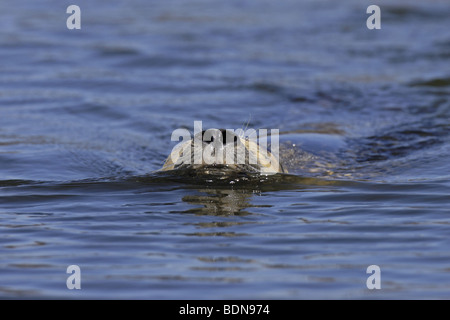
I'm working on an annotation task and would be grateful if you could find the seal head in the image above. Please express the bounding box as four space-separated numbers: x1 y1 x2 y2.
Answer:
160 129 285 176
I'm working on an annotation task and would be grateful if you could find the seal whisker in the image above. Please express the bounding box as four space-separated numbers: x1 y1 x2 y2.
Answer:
239 114 252 139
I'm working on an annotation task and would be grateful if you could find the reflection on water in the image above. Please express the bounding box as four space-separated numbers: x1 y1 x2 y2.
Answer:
182 188 255 217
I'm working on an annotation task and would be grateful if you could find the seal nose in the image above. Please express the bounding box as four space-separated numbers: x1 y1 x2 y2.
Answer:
201 129 238 145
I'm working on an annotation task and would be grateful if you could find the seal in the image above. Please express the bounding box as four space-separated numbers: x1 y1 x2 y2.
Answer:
160 129 286 176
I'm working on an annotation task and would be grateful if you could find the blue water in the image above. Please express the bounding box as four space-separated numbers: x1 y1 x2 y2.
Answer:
1 0 450 299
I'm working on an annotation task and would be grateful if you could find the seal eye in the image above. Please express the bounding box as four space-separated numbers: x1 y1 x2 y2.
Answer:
221 129 238 144
201 129 238 145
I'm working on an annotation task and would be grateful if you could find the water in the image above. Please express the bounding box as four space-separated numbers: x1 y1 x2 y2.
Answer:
1 0 449 299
